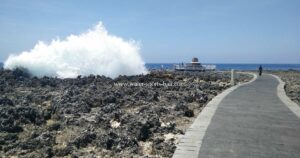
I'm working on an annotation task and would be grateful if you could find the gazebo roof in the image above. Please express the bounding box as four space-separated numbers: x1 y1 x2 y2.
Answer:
191 57 199 63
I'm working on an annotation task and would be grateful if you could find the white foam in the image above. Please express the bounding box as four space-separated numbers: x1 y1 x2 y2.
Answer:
4 22 147 78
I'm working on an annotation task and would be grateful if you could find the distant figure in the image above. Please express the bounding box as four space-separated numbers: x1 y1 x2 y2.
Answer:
258 65 263 76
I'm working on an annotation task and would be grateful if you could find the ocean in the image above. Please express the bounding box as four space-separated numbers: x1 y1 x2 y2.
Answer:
1 62 299 71
146 63 300 71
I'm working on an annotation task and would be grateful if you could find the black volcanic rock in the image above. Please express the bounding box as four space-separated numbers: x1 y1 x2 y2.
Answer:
72 131 96 148
0 106 44 133
0 96 14 106
0 68 252 157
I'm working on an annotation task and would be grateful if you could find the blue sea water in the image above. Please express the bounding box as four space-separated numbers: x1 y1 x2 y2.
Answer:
146 63 300 71
1 62 299 71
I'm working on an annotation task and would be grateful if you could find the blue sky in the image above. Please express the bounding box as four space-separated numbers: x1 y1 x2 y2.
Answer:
0 0 300 63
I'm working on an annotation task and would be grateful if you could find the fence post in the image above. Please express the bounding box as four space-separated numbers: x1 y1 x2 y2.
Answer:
231 69 235 86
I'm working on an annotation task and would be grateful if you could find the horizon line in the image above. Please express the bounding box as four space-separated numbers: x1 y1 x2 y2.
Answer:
1 62 300 65
145 62 300 65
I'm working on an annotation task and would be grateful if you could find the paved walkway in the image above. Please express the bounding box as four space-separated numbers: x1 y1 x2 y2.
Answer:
174 74 300 158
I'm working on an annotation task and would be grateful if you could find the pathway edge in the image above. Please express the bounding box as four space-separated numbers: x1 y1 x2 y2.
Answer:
270 74 300 118
172 72 257 158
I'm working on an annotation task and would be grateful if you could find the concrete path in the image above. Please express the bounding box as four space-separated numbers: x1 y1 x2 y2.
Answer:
173 74 300 158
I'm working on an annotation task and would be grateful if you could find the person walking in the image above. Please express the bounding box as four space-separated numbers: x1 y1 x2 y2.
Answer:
258 65 263 76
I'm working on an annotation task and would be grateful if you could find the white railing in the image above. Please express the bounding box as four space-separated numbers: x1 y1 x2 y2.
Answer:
202 64 216 70
175 64 216 71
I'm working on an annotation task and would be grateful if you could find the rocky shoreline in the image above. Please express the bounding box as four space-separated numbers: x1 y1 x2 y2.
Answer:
0 68 252 158
272 70 300 106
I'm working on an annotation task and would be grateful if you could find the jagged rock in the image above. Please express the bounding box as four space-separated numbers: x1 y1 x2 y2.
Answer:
103 95 117 104
102 103 120 113
0 96 14 106
54 145 74 157
20 132 54 150
0 120 23 133
97 132 117 150
97 131 138 153
0 106 44 132
184 109 194 117
42 147 54 158
0 68 252 157
47 122 61 131
52 101 91 114
174 103 188 111
72 131 96 148
0 133 18 145
12 67 31 79
184 95 195 103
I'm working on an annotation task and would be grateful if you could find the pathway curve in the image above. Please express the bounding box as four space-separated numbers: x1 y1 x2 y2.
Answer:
173 74 300 158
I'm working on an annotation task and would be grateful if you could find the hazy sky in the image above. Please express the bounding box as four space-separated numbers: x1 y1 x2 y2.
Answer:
1 0 300 63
